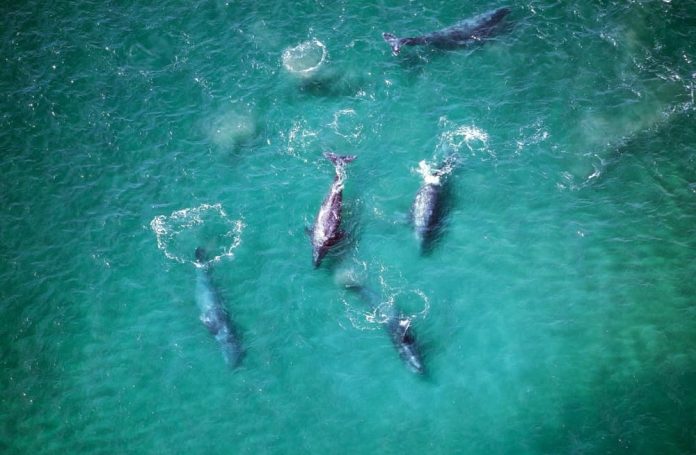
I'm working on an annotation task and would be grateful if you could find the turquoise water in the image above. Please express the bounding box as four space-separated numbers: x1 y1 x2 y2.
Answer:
1 1 695 453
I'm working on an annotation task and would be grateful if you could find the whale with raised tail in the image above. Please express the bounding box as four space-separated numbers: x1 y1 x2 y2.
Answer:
383 7 510 56
194 247 243 367
308 151 357 267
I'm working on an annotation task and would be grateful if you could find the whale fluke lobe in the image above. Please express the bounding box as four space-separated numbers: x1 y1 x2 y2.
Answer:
382 32 402 55
324 151 357 168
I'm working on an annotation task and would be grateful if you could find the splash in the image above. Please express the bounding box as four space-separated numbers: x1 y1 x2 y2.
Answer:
282 39 328 78
150 203 244 266
416 160 442 185
437 117 492 160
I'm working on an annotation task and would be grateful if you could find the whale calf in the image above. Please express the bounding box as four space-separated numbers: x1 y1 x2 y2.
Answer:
411 155 458 251
383 7 510 55
194 247 243 367
309 151 357 267
347 283 425 375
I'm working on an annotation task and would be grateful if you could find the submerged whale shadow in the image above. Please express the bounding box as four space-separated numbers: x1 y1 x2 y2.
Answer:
194 248 245 369
296 70 366 98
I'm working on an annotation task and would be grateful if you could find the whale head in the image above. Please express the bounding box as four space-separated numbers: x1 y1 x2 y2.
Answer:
195 247 208 264
390 317 425 374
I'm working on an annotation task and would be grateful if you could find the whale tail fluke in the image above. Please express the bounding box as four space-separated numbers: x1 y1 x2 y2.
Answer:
382 32 402 55
324 151 357 168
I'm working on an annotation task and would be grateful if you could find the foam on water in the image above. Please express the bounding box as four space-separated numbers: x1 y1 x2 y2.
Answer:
437 117 492 161
281 39 328 78
150 203 244 266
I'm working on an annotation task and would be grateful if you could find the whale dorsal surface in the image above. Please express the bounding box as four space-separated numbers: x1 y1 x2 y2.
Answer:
383 7 510 55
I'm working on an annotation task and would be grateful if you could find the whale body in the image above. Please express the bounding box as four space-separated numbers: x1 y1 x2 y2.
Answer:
309 151 356 267
348 284 425 375
411 156 457 251
383 7 510 55
194 247 243 367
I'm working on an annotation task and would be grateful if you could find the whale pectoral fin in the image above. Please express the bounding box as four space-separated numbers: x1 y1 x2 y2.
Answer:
305 225 313 237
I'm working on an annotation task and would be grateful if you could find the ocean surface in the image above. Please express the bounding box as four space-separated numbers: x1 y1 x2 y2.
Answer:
1 1 695 453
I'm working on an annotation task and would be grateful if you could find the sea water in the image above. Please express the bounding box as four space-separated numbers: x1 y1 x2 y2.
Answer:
1 1 695 453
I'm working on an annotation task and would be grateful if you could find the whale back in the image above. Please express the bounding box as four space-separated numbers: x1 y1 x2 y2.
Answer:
382 6 510 54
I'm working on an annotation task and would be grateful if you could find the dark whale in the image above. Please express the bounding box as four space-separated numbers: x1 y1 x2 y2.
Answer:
383 7 510 55
309 151 356 267
411 156 458 252
346 283 425 375
194 247 243 367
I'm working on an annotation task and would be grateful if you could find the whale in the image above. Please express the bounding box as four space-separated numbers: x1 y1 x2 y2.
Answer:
346 283 425 375
308 151 357 267
194 247 243 367
383 7 510 55
411 156 458 251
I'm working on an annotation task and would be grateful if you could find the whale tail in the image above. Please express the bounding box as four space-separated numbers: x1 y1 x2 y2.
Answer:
382 32 402 55
324 151 357 168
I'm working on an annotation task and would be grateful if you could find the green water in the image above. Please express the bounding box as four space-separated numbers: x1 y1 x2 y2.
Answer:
2 1 695 453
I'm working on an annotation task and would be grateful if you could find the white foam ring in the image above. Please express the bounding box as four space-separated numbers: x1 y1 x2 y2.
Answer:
340 263 431 331
150 203 244 266
281 38 327 77
329 108 363 143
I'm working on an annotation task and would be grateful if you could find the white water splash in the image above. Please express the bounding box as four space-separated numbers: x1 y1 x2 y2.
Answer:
437 117 492 160
416 160 441 185
150 203 244 266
